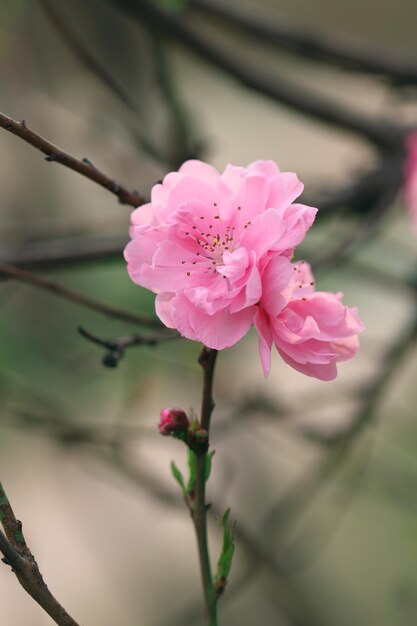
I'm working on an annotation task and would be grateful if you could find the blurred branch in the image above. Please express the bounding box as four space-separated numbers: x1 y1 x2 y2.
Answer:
320 308 417 444
0 236 127 270
260 310 417 550
95 444 326 626
151 32 201 166
38 0 168 165
104 0 406 149
191 0 417 87
307 152 404 214
0 482 81 626
0 261 160 328
78 324 178 367
2 406 325 626
312 157 403 269
0 111 145 207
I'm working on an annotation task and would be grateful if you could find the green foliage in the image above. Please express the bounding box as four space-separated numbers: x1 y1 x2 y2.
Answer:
170 460 186 494
215 509 235 587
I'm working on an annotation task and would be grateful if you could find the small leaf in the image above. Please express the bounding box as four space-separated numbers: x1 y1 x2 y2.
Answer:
215 508 235 587
170 461 185 493
205 450 215 482
187 449 197 493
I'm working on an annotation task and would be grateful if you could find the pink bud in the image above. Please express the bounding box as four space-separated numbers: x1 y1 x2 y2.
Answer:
159 407 189 436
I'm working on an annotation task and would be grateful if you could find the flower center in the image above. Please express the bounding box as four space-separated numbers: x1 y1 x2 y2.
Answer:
180 203 251 279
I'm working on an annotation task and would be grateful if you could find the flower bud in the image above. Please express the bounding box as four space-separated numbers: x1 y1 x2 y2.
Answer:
158 407 189 437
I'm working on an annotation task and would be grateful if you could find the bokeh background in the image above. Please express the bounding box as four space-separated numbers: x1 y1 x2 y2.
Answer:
1 1 417 624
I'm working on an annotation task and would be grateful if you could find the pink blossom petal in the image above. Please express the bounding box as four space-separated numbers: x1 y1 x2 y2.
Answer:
277 348 338 381
125 158 362 372
179 159 222 185
240 208 286 257
254 307 273 377
166 294 256 349
247 160 281 177
259 255 294 318
130 202 156 229
267 172 304 212
275 203 318 253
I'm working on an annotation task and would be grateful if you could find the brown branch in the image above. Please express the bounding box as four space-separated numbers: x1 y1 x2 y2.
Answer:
0 236 127 270
104 0 405 149
78 324 178 367
312 162 402 269
0 111 145 207
0 481 82 626
192 0 417 87
0 261 160 328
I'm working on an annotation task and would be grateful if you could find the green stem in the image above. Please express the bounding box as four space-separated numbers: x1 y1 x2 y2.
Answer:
193 347 218 625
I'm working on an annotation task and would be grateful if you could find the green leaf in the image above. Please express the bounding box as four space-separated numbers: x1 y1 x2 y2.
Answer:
215 508 235 586
187 449 197 493
170 460 186 493
205 450 215 482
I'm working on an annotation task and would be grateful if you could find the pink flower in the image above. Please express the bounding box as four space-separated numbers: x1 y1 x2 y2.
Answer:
403 131 417 234
159 407 189 436
125 160 317 349
255 261 364 380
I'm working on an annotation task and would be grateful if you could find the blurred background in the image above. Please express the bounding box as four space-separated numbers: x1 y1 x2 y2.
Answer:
0 0 417 624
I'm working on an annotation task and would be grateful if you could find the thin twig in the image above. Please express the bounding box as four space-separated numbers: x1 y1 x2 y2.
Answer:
192 0 417 86
0 482 81 626
0 111 145 207
78 325 178 367
0 261 160 328
193 347 218 625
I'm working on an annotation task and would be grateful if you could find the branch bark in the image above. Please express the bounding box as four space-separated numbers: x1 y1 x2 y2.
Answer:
0 261 160 328
0 481 82 626
104 0 406 149
193 347 218 625
192 0 417 86
0 111 145 207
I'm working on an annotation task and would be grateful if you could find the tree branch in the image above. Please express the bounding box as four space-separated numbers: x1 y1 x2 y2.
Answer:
192 0 417 87
78 325 178 367
0 111 145 207
0 236 127 270
193 347 218 625
104 0 406 149
0 261 160 328
0 481 82 626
